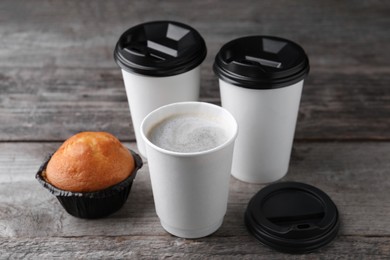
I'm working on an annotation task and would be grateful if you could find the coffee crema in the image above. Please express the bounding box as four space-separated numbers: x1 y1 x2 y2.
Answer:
147 113 228 153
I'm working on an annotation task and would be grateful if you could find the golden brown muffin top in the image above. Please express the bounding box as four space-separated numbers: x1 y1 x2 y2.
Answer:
45 132 135 192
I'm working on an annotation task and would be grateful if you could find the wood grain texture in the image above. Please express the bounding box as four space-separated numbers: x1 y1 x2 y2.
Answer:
1 68 389 141
1 0 389 141
1 0 390 258
0 0 388 70
1 236 390 259
1 142 389 258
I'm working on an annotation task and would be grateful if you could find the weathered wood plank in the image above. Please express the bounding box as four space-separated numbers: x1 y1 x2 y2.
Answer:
1 142 389 241
0 0 388 70
1 0 389 141
1 0 389 258
1 68 389 141
1 236 389 259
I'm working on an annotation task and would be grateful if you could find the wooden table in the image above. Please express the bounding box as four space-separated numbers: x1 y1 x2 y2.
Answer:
1 0 389 258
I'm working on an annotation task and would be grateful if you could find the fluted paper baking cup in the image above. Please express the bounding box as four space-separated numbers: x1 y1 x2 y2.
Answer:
36 150 143 219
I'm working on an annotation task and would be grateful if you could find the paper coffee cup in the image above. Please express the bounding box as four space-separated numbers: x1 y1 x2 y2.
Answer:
140 102 238 238
213 36 310 183
114 21 207 157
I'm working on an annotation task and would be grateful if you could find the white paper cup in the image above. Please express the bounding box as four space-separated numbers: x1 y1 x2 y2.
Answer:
114 21 207 157
214 36 310 183
141 102 238 238
219 79 303 183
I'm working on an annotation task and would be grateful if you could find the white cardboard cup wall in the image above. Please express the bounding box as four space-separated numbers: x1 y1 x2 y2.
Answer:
219 79 304 183
141 102 238 238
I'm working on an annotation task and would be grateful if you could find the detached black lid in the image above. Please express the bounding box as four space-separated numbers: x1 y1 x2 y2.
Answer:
114 21 207 77
245 182 339 253
214 36 310 89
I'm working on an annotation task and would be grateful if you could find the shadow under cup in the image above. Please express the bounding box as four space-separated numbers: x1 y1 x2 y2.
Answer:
141 102 238 239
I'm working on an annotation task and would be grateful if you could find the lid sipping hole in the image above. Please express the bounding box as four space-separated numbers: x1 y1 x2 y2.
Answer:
149 53 166 61
238 58 260 66
124 46 146 56
245 56 282 68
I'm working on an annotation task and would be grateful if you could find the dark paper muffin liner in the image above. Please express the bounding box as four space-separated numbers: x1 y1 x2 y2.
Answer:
36 150 143 219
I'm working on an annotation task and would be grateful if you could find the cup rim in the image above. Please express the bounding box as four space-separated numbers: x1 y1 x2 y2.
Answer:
140 101 238 157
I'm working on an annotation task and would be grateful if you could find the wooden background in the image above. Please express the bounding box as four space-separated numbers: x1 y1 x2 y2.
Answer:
1 0 389 258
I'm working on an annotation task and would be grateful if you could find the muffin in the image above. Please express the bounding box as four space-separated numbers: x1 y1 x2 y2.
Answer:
36 131 143 219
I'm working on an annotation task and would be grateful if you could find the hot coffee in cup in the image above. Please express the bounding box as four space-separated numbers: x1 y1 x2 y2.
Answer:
148 113 229 153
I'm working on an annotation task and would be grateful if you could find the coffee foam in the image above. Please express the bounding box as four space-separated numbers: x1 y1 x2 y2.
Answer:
147 113 228 153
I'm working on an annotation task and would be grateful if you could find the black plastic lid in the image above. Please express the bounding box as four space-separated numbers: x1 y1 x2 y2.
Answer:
114 21 207 77
213 36 310 89
245 182 340 253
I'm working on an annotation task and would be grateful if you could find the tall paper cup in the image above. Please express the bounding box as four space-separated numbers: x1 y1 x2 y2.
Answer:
141 102 238 238
114 21 207 157
214 36 310 183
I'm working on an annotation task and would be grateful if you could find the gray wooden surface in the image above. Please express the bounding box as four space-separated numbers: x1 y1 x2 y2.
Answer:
1 0 389 258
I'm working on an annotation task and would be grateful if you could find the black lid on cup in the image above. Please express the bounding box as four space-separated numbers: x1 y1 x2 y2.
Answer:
213 36 310 89
245 182 340 253
114 21 207 77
